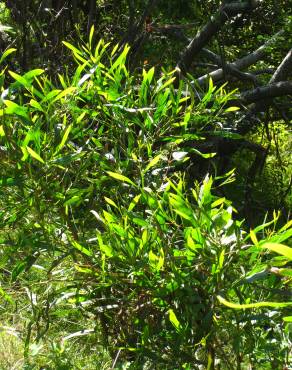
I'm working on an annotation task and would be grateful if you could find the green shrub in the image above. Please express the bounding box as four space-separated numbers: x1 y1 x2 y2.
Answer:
0 32 291 368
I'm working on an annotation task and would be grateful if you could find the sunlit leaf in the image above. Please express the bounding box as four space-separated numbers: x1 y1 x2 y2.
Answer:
106 171 136 186
144 154 162 173
225 106 240 112
0 48 16 64
168 309 182 332
26 146 45 164
71 240 92 257
260 243 292 260
217 295 292 309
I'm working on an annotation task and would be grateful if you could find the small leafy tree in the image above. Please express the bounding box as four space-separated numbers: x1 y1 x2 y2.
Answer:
0 32 291 368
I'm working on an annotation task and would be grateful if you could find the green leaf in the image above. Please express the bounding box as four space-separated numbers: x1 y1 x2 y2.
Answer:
128 194 141 211
55 124 72 154
9 69 44 89
71 240 92 257
104 196 118 209
217 295 292 309
218 249 225 269
0 287 13 304
156 77 176 92
4 100 30 120
0 48 16 64
29 99 44 112
0 177 17 187
283 316 292 322
144 154 162 173
106 171 136 186
168 309 182 332
261 243 292 260
225 106 240 112
52 87 77 102
63 41 83 56
26 146 45 164
133 217 149 227
89 25 95 50
250 229 258 245
64 195 81 206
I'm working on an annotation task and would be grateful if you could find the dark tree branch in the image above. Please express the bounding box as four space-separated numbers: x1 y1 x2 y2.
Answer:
236 49 292 134
240 81 292 104
175 1 258 77
270 49 292 84
196 30 284 85
200 48 259 86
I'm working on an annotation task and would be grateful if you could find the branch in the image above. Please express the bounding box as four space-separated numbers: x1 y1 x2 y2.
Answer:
200 49 259 85
176 1 258 76
270 49 292 84
240 81 292 104
196 30 284 85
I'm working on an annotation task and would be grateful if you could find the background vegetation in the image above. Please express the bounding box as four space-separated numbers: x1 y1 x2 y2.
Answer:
0 1 291 369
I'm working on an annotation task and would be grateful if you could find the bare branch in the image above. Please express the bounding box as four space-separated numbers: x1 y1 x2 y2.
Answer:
200 49 259 85
240 81 292 104
176 1 258 76
196 30 284 85
270 49 292 84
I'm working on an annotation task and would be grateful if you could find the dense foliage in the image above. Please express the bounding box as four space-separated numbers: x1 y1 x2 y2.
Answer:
0 1 291 369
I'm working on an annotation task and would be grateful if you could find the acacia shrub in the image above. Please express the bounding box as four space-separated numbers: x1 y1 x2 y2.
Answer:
0 35 291 368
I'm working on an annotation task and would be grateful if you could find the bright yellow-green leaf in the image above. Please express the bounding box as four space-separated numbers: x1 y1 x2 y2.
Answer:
89 25 95 50
55 124 72 154
0 125 5 137
218 249 225 269
71 240 92 257
283 316 292 322
149 249 164 271
144 154 162 173
128 194 141 212
217 295 292 309
64 195 80 206
168 309 182 331
104 196 118 209
106 171 136 186
157 77 176 92
0 48 16 64
26 146 45 164
29 99 44 112
52 87 76 102
225 106 240 112
250 229 258 245
261 243 292 260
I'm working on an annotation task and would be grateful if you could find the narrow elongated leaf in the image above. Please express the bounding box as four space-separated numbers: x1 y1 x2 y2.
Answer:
225 106 240 112
52 87 76 102
261 243 292 260
0 48 16 64
89 25 95 50
104 196 118 209
26 146 45 164
29 99 44 112
4 100 30 120
55 124 72 154
62 41 83 55
106 171 136 186
217 295 292 309
168 309 182 331
71 240 92 257
144 154 162 173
